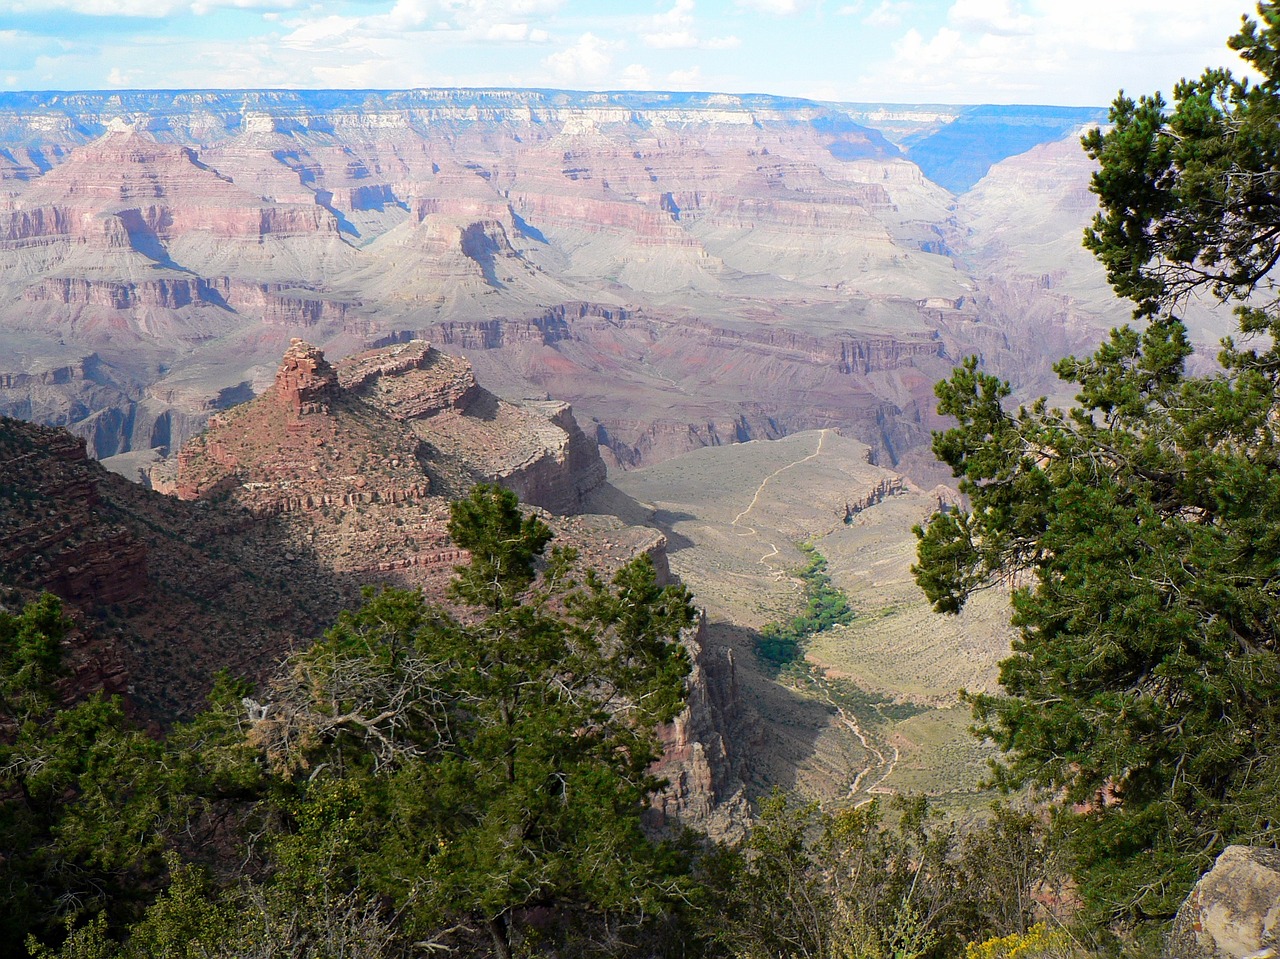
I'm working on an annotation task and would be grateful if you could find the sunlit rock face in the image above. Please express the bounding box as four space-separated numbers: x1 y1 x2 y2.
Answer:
0 89 1117 483
1167 846 1280 959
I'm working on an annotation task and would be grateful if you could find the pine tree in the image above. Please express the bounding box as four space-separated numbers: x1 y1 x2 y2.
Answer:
248 485 699 957
913 3 1280 925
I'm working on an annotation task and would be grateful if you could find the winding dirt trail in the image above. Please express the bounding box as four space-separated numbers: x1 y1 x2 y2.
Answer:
722 428 897 799
730 429 829 569
831 699 900 805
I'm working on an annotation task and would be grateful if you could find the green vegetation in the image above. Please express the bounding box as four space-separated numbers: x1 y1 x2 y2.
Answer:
913 1 1280 932
3 486 1083 959
755 543 854 670
702 794 1062 959
4 485 702 959
825 675 925 724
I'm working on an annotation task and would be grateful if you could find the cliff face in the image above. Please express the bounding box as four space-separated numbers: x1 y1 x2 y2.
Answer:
648 614 751 840
0 416 352 717
0 90 1123 485
171 337 606 517
0 348 749 840
0 420 147 609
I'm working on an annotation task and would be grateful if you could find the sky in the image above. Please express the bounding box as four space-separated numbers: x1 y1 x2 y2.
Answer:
0 0 1258 107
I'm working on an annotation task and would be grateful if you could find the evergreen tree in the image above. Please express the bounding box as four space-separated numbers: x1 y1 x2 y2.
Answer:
913 3 1280 925
243 484 699 957
0 597 173 952
15 488 699 958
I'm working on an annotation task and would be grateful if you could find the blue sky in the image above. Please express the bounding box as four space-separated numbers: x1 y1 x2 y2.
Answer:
0 0 1255 106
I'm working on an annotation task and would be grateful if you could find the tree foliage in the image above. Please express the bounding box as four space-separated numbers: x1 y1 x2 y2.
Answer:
446 482 553 611
16 485 700 959
236 483 702 957
755 544 854 671
703 795 1058 959
0 597 177 949
914 2 1280 925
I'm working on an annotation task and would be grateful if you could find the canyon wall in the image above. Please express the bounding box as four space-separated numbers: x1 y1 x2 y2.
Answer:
0 90 1126 485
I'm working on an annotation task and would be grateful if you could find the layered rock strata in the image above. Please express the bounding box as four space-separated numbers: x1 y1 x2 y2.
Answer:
165 340 741 832
0 90 1123 484
171 338 605 518
0 420 147 607
0 416 351 718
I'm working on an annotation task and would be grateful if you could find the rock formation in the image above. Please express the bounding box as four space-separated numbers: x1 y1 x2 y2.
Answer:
0 90 1128 486
1167 846 1280 959
170 338 605 519
0 415 351 718
273 338 339 413
158 339 742 832
648 613 751 839
1 389 747 835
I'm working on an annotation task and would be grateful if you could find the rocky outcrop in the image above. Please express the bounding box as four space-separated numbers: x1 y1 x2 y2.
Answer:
223 282 359 327
0 416 360 720
173 339 607 517
489 400 608 515
418 302 633 352
0 420 148 608
1167 846 1280 959
21 275 358 328
166 342 740 833
340 338 480 417
843 476 906 521
648 613 750 840
2 377 742 834
272 337 339 413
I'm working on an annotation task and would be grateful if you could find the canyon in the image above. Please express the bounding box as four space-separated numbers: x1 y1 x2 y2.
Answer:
0 87 1181 833
0 334 751 836
0 90 1121 487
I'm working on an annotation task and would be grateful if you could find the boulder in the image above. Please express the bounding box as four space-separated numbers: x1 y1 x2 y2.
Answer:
1166 846 1280 959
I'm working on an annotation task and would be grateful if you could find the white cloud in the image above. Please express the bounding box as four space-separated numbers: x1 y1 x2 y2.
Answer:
665 66 704 89
382 0 564 23
641 1 739 51
619 63 653 88
654 0 696 27
948 0 1033 36
281 16 357 50
543 32 614 84
645 29 699 49
734 0 807 13
480 22 550 42
274 0 565 53
7 0 302 15
865 1 912 28
857 0 1253 105
106 65 139 85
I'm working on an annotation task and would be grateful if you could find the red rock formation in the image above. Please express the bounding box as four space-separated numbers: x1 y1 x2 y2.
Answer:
0 422 148 607
339 339 479 417
0 415 365 720
25 276 207 309
172 338 609 521
0 131 338 251
272 337 338 413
